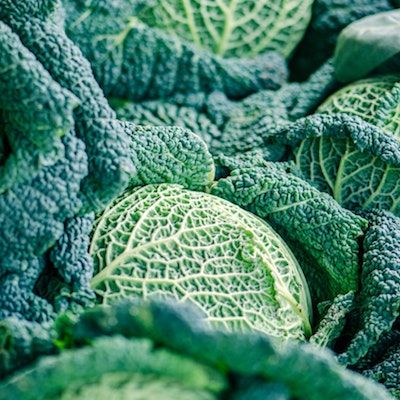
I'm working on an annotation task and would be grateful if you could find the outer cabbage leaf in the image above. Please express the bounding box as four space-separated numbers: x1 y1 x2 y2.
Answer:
0 258 55 324
204 60 337 159
277 114 400 215
363 343 400 399
212 165 367 300
62 299 394 400
114 96 288 166
310 291 355 348
1 0 134 212
0 336 226 400
0 132 88 329
111 61 337 169
355 330 400 370
0 131 87 270
202 60 337 124
280 60 339 120
127 123 215 189
338 211 400 366
32 214 97 317
63 0 288 102
113 99 223 152
139 0 314 58
0 21 78 192
90 184 312 340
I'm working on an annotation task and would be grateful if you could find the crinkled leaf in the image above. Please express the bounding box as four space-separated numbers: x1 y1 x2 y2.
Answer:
0 317 54 378
212 165 367 299
0 21 78 192
114 100 223 155
310 291 355 348
339 211 400 366
63 0 287 102
124 124 215 190
363 343 400 399
1 0 135 212
277 114 400 216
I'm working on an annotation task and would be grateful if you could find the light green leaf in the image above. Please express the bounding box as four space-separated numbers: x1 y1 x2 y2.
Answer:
139 0 314 58
90 184 312 340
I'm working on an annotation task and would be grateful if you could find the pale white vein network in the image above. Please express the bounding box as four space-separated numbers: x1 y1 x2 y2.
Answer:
90 184 312 340
295 76 400 214
139 0 314 58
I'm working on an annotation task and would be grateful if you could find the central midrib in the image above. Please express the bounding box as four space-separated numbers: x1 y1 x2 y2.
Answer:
182 0 201 47
216 0 238 56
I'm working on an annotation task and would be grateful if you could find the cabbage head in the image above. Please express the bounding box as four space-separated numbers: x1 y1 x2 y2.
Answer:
138 0 314 58
90 184 312 340
319 75 400 136
293 76 400 215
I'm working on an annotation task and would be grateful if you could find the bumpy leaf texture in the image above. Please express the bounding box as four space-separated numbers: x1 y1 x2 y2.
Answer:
0 131 87 272
212 164 367 300
111 60 337 170
0 131 88 359
276 114 400 216
0 317 54 378
0 21 78 192
139 0 314 58
0 0 134 212
205 61 338 159
113 95 288 171
338 211 400 366
113 99 223 155
63 0 288 102
363 342 400 399
37 214 97 317
0 258 55 323
310 291 354 348
213 60 337 162
90 184 311 340
122 124 215 190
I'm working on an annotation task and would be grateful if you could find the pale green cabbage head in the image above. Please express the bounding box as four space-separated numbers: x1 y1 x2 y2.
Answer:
318 75 400 137
138 0 314 58
90 184 312 340
294 75 400 215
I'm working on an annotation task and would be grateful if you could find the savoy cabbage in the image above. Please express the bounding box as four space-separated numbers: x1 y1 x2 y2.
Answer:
0 0 215 355
90 184 312 340
287 77 400 215
1 0 400 398
62 0 288 102
138 0 314 58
